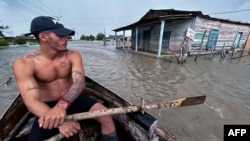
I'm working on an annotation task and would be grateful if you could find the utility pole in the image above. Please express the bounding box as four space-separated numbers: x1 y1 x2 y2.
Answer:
104 28 106 46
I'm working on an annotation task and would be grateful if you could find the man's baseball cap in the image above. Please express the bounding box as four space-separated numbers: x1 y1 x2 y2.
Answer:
24 16 75 36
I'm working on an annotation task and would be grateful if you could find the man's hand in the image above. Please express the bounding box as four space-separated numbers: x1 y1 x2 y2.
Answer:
58 121 81 138
38 104 67 129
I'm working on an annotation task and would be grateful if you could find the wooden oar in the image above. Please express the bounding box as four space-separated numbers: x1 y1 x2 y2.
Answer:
45 95 206 141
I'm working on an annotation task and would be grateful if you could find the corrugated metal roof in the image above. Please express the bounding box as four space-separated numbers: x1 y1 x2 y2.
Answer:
113 9 250 31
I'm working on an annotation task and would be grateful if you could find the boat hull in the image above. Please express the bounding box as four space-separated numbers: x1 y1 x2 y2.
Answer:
0 76 177 141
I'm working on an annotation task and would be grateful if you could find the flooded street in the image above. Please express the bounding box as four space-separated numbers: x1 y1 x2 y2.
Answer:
1 41 250 141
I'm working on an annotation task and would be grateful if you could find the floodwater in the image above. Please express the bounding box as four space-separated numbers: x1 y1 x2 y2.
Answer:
0 41 250 141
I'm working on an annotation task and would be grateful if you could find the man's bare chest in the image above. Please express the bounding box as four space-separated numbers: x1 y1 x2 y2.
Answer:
34 59 72 82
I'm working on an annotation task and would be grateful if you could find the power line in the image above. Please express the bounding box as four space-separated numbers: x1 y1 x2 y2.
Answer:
24 0 55 16
3 0 57 16
37 0 60 16
209 8 250 15
3 0 39 16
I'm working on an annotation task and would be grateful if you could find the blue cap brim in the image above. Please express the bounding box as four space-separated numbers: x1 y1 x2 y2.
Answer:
24 27 75 37
50 28 75 36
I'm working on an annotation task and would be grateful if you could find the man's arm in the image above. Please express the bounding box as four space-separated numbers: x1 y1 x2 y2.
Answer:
13 57 67 129
12 58 51 117
57 51 85 107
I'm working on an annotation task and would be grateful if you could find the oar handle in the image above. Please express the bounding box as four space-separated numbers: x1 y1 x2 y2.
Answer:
45 95 206 141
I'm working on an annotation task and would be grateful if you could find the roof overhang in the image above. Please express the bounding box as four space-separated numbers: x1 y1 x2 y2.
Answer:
113 9 250 32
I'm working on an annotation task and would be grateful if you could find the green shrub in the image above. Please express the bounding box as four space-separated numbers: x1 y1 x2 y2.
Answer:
0 39 9 46
14 38 26 45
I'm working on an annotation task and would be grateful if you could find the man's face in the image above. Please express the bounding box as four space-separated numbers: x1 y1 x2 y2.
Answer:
42 31 68 51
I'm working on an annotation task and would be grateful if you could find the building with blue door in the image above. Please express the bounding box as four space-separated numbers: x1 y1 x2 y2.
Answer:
113 9 250 57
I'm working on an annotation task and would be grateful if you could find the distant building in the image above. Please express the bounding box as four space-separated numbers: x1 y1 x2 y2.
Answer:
104 35 131 47
1 35 36 45
15 35 36 42
113 9 250 57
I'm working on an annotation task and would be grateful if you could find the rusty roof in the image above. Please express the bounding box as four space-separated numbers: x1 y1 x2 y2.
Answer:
113 9 250 31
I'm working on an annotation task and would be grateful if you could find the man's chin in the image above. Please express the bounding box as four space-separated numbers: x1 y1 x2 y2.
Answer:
59 48 68 52
61 49 68 52
55 46 67 52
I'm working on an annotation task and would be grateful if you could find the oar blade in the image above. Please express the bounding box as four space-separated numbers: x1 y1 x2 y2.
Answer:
170 95 206 107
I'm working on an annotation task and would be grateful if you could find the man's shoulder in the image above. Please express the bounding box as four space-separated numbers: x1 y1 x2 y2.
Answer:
66 49 81 57
13 51 37 66
66 49 80 54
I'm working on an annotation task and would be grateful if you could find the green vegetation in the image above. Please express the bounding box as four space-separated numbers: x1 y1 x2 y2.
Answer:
14 38 26 45
80 35 86 40
0 24 9 46
88 35 95 41
0 39 9 46
80 32 105 41
80 34 95 41
0 25 9 37
67 36 73 40
96 33 105 40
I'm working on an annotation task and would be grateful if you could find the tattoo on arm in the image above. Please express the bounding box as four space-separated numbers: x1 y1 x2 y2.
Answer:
72 70 83 81
60 70 85 103
26 86 39 92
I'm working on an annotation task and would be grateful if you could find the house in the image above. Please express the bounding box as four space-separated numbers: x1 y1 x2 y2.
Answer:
104 35 131 48
113 9 250 58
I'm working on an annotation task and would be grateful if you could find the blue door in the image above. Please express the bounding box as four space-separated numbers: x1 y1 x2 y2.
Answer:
143 30 151 51
206 28 220 50
233 32 243 48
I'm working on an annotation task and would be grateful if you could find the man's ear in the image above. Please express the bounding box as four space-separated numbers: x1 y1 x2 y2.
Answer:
39 32 48 42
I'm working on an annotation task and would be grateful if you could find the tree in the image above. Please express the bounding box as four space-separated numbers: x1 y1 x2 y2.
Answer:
14 38 26 45
88 35 95 41
96 33 105 40
80 34 95 41
0 25 9 37
0 24 9 46
67 36 73 40
80 34 87 40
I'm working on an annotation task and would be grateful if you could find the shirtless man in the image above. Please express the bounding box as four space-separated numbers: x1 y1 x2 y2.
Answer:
12 16 117 141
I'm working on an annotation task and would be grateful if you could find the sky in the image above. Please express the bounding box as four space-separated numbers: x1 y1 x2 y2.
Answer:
1 0 250 39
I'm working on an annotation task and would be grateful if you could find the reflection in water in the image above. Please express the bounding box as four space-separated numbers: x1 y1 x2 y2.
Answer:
0 42 250 141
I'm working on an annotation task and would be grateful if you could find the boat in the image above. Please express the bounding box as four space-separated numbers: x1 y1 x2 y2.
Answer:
0 76 205 141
